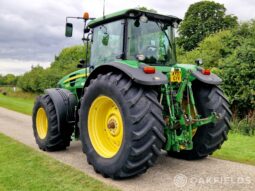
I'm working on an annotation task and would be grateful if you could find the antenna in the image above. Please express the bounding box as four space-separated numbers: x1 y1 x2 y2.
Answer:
103 0 106 19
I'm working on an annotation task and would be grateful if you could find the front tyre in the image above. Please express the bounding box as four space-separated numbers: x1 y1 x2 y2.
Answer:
32 94 73 151
79 72 165 179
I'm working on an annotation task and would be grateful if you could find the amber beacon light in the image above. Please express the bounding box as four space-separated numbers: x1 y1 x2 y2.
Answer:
83 12 89 20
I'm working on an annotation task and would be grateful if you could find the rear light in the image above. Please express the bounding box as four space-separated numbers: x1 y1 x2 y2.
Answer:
143 66 155 74
202 69 211 75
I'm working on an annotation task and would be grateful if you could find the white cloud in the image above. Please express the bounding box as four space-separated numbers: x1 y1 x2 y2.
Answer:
0 59 50 75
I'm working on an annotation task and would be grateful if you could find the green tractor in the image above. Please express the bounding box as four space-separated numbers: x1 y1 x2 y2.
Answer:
32 9 232 179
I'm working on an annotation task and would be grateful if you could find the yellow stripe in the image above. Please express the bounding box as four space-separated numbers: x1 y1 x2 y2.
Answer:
64 73 89 83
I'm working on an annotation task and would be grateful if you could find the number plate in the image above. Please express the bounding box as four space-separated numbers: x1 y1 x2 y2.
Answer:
170 69 182 83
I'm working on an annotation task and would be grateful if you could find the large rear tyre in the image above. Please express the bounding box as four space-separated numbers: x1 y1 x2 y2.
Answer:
79 72 165 179
32 94 73 151
168 82 232 160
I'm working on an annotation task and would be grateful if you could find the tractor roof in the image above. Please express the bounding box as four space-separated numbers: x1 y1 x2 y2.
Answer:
88 9 182 28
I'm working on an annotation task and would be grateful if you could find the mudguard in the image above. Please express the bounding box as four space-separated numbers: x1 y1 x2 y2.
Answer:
85 62 168 87
45 88 77 133
191 69 222 85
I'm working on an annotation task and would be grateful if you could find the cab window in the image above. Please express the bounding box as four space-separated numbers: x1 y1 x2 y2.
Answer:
90 20 124 66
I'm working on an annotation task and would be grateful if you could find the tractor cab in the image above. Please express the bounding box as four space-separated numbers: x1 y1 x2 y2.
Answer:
65 9 181 69
87 9 181 67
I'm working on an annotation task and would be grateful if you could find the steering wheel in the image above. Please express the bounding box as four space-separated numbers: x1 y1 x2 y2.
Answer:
145 45 157 52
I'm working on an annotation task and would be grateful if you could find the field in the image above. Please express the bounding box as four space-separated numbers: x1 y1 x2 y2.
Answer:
0 94 34 115
0 87 35 115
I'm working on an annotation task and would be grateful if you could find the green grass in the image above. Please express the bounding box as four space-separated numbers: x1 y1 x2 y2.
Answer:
213 133 255 166
0 94 34 115
0 133 119 191
0 86 37 99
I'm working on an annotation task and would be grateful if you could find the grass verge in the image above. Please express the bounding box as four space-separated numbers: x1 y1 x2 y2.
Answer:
213 133 255 166
0 86 37 99
0 133 119 191
0 94 34 115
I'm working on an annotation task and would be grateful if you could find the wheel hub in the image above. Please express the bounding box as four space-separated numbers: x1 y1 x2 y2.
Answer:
107 117 119 136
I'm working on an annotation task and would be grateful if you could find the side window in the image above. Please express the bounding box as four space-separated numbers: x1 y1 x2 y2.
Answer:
90 20 124 66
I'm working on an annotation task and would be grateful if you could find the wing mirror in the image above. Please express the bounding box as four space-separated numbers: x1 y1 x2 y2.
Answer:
102 33 109 46
65 23 73 37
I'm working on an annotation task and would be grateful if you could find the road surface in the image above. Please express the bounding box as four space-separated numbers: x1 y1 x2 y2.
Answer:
0 107 254 191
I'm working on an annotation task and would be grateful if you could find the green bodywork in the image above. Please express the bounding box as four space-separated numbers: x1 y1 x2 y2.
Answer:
61 9 219 152
57 68 88 96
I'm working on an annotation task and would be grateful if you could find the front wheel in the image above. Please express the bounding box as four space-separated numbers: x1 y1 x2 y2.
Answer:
32 94 73 151
79 72 166 179
168 82 232 160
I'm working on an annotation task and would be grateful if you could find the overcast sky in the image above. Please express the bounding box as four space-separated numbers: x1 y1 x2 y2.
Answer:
0 0 255 75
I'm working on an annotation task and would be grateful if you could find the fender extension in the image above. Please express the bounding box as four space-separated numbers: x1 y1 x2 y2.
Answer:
85 62 168 87
45 88 78 133
191 70 222 85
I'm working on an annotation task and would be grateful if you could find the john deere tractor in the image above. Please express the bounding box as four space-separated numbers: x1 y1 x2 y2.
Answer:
32 9 232 179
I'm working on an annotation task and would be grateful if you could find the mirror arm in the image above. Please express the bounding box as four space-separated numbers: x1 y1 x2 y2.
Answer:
66 16 84 23
84 32 93 74
66 16 96 23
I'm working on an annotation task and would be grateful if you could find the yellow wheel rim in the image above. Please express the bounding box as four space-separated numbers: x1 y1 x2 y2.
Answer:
88 96 124 158
36 107 48 139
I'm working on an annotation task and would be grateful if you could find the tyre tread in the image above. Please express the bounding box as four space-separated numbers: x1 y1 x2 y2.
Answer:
81 72 165 179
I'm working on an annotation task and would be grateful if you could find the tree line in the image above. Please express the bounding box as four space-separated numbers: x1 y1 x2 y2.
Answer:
16 45 87 93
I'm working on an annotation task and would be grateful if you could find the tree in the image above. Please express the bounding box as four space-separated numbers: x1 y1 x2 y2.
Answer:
221 41 255 116
18 66 45 92
50 45 86 75
4 74 17 86
0 74 18 86
177 21 255 116
0 75 3 85
177 30 232 67
18 45 86 93
178 1 237 51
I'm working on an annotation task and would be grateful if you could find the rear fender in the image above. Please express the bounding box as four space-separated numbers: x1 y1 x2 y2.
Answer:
85 62 168 87
191 69 222 85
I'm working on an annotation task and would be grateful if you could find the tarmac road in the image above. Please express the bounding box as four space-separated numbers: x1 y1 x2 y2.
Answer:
0 107 254 191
